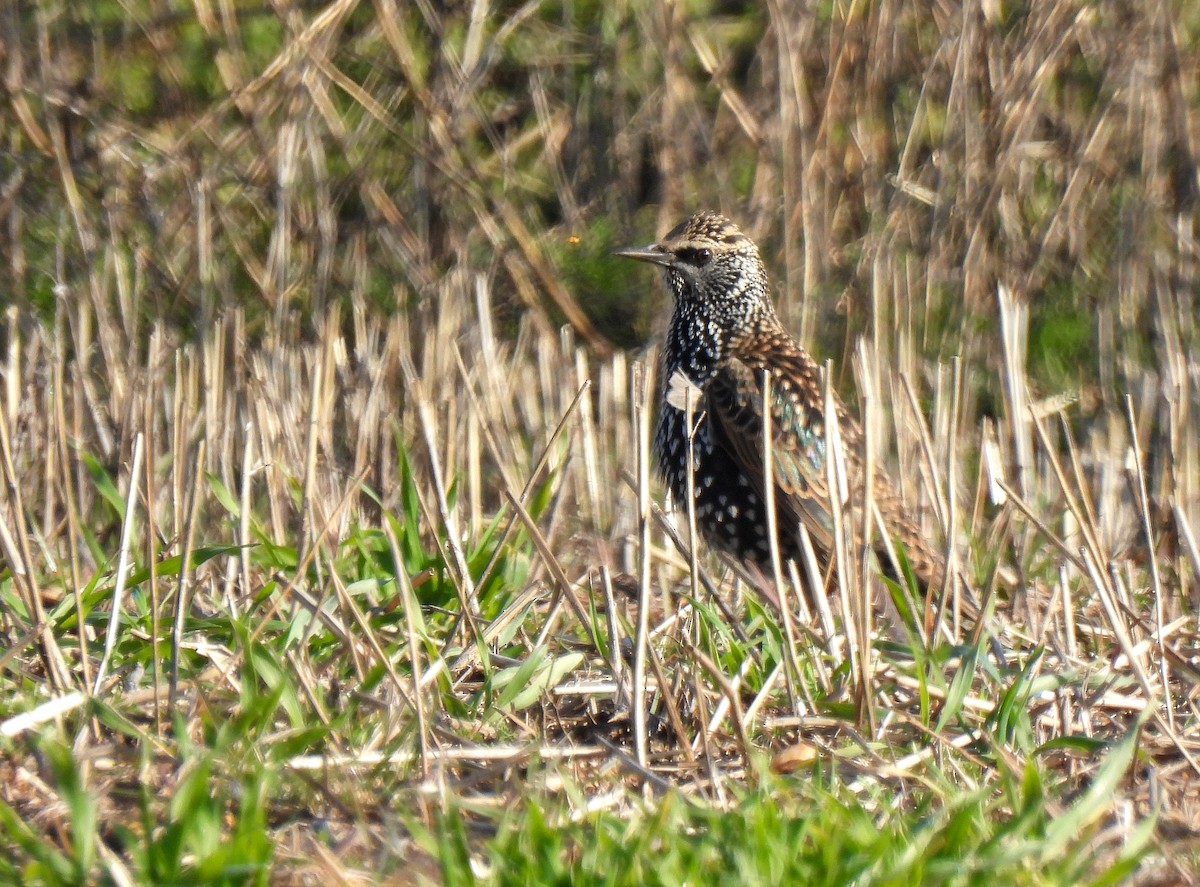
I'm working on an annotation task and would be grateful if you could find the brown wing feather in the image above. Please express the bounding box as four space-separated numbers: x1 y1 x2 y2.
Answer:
707 359 838 560
709 336 944 590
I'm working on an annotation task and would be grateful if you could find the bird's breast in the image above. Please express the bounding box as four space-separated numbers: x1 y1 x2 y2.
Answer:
653 396 779 563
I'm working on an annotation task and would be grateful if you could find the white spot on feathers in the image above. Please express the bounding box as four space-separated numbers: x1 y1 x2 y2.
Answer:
666 370 704 413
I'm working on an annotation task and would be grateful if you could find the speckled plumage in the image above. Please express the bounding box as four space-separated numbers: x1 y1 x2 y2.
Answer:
618 210 943 591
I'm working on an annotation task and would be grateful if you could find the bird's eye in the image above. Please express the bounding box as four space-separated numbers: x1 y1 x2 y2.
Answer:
679 247 713 267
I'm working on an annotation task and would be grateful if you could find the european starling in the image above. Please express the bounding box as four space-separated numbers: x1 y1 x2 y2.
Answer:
617 210 943 591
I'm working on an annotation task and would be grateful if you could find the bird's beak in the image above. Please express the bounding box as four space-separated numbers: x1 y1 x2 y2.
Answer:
614 244 673 267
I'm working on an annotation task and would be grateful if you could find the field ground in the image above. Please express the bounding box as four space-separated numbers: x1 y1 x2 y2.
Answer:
4 0 1200 883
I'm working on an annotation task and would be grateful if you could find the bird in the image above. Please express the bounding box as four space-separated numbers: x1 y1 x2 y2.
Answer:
616 210 944 594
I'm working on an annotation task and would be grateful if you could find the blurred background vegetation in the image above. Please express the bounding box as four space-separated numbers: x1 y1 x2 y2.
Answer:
5 1 1200 881
7 0 1200 393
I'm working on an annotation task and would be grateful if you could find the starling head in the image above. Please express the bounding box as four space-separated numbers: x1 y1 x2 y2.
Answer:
617 210 778 382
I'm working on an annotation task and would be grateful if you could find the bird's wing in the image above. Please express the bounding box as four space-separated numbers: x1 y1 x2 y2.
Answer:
708 348 945 590
704 352 865 558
